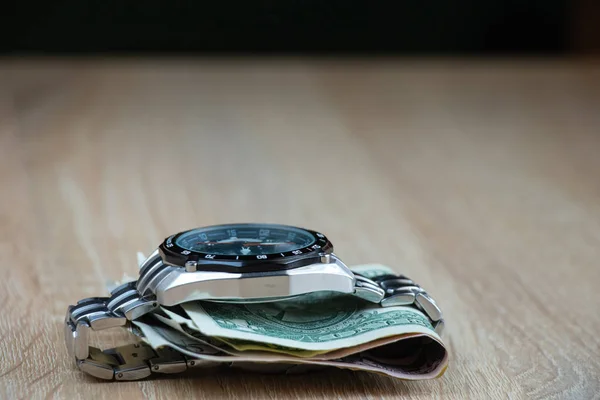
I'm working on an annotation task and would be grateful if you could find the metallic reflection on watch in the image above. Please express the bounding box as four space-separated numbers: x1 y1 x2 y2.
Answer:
65 223 444 380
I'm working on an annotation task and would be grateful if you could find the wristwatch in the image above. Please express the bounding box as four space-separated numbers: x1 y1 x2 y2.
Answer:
65 223 444 380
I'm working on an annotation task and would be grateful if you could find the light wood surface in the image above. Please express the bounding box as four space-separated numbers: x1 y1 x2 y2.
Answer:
1 59 599 399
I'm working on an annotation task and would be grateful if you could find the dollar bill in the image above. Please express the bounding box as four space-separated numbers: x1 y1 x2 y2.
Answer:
161 307 336 357
133 318 448 380
181 293 439 352
120 261 448 380
157 308 432 361
160 264 439 359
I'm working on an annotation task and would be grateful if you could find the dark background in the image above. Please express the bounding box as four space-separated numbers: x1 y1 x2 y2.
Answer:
2 0 599 54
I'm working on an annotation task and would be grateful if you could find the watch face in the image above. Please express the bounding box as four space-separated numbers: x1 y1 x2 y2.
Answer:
160 223 331 271
175 224 316 256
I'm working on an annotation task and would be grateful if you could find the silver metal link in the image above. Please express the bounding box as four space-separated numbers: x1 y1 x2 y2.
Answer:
353 275 386 303
433 319 445 336
111 343 156 380
136 258 172 296
415 292 442 322
64 281 170 380
355 273 445 335
380 291 416 306
149 347 187 374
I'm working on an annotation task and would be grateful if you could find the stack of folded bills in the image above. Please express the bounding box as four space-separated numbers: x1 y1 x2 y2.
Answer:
120 264 448 380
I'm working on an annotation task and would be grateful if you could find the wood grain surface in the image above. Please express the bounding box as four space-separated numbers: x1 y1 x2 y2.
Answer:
1 59 599 399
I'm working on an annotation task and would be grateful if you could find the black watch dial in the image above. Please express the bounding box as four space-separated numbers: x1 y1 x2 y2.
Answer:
175 224 316 256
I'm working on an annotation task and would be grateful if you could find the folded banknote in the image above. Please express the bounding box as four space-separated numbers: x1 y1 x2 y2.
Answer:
110 262 448 380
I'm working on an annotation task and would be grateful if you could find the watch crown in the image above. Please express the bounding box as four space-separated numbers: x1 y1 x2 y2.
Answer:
185 260 198 272
320 253 331 264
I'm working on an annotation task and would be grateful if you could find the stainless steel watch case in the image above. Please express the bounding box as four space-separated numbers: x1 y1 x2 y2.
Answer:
136 249 366 306
138 225 371 306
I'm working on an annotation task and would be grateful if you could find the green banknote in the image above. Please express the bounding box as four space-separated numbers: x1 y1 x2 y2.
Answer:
133 318 448 380
180 264 439 352
161 304 423 359
125 263 448 380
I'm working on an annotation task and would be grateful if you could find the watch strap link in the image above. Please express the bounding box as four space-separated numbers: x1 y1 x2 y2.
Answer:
354 273 445 336
64 281 198 380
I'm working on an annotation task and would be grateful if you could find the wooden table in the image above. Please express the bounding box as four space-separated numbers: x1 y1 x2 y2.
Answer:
1 59 599 399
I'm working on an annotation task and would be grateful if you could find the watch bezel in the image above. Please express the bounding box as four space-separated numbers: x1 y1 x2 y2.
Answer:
158 223 333 273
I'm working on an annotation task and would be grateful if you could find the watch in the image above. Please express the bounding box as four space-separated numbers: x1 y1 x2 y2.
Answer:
65 223 444 380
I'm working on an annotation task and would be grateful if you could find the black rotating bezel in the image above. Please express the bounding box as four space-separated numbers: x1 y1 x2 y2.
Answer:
158 224 333 273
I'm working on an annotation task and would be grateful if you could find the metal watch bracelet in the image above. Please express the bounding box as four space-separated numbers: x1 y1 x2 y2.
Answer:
65 274 444 380
354 273 445 336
